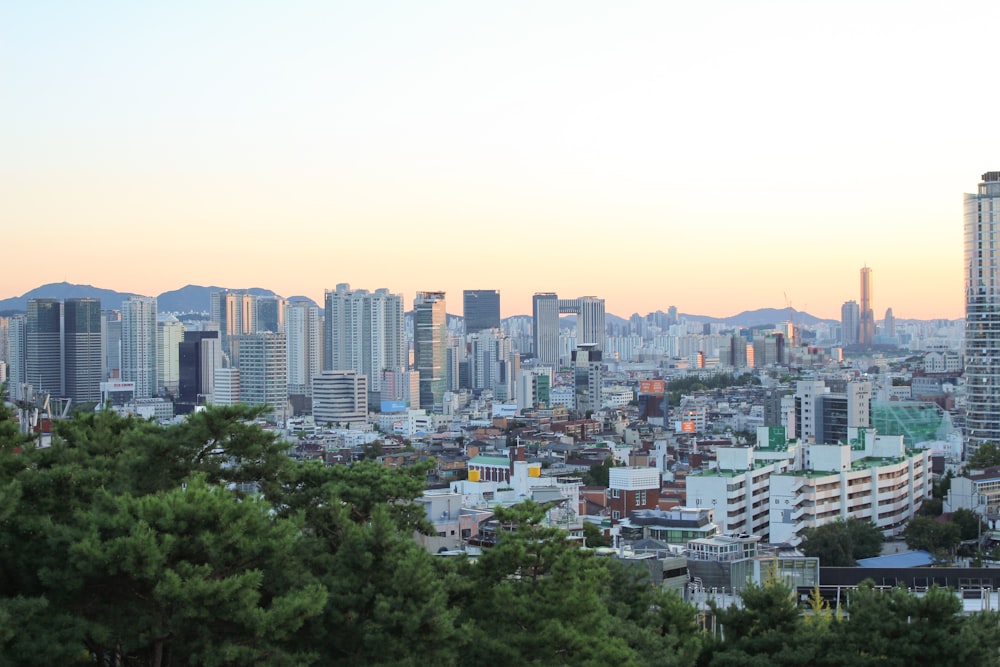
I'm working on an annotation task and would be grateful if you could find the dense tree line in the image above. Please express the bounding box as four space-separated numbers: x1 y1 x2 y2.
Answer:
3 406 1000 665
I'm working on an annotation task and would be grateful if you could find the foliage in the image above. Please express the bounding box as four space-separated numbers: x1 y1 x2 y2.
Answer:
968 442 1000 470
951 508 985 542
799 518 883 566
903 516 961 558
9 404 1000 666
583 521 612 547
583 455 619 487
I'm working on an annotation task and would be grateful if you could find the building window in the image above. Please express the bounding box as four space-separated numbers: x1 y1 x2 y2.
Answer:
637 490 647 506
611 488 621 499
612 511 621 520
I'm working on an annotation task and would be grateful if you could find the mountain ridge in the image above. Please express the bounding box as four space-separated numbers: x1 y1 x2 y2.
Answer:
0 282 947 326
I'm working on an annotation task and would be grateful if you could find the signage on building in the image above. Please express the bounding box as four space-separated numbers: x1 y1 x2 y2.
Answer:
639 379 665 394
675 420 696 433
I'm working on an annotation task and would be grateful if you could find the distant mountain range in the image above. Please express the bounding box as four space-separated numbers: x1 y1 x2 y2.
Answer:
0 282 877 328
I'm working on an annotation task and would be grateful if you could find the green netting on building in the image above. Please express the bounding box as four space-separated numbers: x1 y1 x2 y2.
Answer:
871 401 953 446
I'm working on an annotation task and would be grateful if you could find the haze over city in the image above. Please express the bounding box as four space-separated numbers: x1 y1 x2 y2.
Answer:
4 1 999 319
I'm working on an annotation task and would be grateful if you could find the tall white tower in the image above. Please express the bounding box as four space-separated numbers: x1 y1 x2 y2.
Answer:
121 296 158 398
965 171 1000 455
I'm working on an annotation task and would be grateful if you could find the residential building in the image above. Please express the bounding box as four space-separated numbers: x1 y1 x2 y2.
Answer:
284 299 322 397
965 171 1000 456
6 315 25 401
467 329 517 398
413 291 447 410
324 284 406 393
768 430 931 543
102 310 121 379
210 290 255 363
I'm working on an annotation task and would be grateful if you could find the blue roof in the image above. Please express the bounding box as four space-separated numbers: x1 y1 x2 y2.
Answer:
856 550 935 568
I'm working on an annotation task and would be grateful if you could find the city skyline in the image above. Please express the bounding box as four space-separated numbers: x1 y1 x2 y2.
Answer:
4 3 998 320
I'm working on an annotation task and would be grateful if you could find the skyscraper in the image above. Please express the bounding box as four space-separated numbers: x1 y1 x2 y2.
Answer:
285 299 322 397
324 284 405 392
157 314 185 395
532 292 560 365
7 315 26 401
26 298 63 398
413 291 447 410
121 296 158 398
463 289 501 334
102 309 122 380
178 330 221 406
965 171 1000 455
64 298 103 403
568 296 606 350
237 332 287 422
841 300 860 346
859 265 875 348
211 290 255 363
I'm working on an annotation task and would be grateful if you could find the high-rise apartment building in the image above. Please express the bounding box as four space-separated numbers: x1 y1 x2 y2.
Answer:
413 291 447 410
841 300 860 346
532 292 560 365
211 290 255 363
463 289 501 334
121 296 158 398
6 315 26 401
285 299 322 397
965 171 1000 454
102 310 122 380
883 307 896 339
26 298 63 398
859 266 875 348
64 298 103 403
324 284 406 393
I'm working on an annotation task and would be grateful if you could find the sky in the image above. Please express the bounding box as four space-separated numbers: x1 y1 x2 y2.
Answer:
3 1 998 320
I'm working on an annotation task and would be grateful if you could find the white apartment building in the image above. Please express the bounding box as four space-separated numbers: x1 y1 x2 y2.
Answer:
769 431 931 543
687 426 930 544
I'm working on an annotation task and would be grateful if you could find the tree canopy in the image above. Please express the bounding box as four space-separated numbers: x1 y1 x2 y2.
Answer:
799 518 883 566
4 404 1000 666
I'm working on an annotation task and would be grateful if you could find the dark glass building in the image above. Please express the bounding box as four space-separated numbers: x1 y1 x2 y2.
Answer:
463 289 500 334
64 297 103 403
